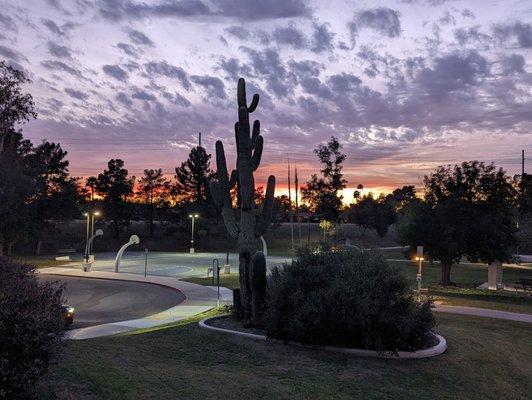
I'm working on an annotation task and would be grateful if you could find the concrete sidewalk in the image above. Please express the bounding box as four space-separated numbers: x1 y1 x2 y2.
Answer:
38 267 219 340
434 305 532 323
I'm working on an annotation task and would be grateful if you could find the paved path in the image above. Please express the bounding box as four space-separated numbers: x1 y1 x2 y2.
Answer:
433 305 532 323
38 267 219 340
39 275 185 329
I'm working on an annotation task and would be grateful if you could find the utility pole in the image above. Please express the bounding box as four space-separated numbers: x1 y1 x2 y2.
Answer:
295 166 301 245
522 149 525 177
288 158 294 253
198 132 202 148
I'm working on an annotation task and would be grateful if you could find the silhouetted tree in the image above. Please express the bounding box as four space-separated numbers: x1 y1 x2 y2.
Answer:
137 169 170 236
26 141 79 254
301 137 346 221
0 132 33 255
174 146 215 205
397 161 517 286
0 61 36 154
85 176 98 201
95 159 135 237
343 193 396 237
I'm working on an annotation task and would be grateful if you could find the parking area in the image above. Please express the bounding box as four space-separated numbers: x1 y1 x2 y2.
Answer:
39 275 185 329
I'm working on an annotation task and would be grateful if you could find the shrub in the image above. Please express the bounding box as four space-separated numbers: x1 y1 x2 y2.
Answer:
264 247 435 353
0 258 66 398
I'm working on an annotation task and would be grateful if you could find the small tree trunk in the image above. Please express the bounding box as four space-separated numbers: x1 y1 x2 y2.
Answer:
149 206 154 237
36 239 42 256
7 242 14 256
441 262 453 286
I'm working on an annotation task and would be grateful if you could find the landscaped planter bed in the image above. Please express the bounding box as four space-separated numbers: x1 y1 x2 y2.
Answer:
199 314 447 359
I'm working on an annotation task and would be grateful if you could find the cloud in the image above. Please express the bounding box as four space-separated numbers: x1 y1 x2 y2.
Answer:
224 25 250 40
132 89 157 101
241 47 296 97
161 90 191 107
144 61 190 89
0 45 27 62
272 24 307 49
64 88 89 100
117 42 140 57
493 21 532 48
116 91 133 106
47 41 72 58
454 25 491 47
311 22 335 53
500 54 525 75
128 29 154 47
41 18 77 36
351 8 402 38
97 0 310 21
41 60 83 77
0 12 17 32
415 51 489 98
102 64 129 81
190 75 226 99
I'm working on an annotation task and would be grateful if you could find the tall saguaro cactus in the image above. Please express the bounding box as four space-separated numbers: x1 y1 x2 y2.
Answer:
211 78 275 323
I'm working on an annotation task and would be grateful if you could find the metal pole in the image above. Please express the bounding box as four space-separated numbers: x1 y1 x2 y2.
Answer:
90 213 95 254
417 258 423 299
144 248 148 277
84 213 90 258
191 216 195 251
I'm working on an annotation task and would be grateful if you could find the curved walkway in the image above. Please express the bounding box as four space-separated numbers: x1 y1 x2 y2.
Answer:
433 305 532 323
38 267 218 340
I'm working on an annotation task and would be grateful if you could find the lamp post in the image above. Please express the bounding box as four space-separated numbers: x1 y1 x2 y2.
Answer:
90 211 100 254
415 245 424 299
84 213 90 259
188 214 199 254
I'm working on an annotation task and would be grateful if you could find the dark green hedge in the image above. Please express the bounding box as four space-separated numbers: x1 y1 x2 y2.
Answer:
264 248 435 353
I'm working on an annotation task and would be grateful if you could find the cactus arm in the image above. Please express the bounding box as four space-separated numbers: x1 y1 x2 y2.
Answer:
251 135 263 171
247 94 259 113
237 77 260 113
229 169 238 190
215 140 239 238
251 120 260 149
255 175 275 237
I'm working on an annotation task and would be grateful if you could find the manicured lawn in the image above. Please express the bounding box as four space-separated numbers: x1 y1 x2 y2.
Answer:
36 311 531 399
13 256 77 269
184 255 532 314
184 274 241 289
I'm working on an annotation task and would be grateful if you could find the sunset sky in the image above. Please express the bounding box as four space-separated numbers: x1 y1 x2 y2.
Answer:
2 0 531 200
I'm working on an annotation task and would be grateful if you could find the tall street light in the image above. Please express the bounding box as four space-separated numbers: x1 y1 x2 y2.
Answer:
84 211 101 258
90 211 100 254
189 213 199 254
84 213 90 259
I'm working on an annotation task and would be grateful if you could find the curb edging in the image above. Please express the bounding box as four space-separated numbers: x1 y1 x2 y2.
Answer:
199 315 447 359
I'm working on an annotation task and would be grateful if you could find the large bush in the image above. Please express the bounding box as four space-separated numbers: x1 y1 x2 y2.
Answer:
264 248 435 353
0 258 65 398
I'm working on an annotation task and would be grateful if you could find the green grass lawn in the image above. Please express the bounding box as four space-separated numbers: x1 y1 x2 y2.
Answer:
184 255 532 314
13 256 77 269
35 311 531 400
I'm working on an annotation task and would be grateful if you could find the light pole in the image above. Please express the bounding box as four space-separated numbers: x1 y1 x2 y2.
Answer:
84 213 90 259
189 213 199 254
415 245 424 299
90 211 100 254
